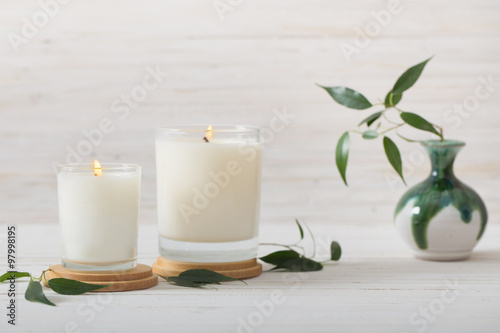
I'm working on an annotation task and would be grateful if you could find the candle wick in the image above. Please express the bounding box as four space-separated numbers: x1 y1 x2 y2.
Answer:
203 136 210 143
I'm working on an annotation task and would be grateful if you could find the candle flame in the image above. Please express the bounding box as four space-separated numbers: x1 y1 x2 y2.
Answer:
204 125 213 142
93 160 103 176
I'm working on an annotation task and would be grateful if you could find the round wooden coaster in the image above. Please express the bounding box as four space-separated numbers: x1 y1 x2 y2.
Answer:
152 257 262 279
43 263 158 292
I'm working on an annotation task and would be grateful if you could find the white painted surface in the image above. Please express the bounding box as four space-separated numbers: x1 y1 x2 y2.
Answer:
1 223 500 333
1 0 499 229
0 0 499 332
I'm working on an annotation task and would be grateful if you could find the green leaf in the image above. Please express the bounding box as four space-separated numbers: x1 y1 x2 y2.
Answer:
260 250 300 266
318 85 372 110
165 277 205 288
336 131 350 186
391 56 433 94
384 91 403 107
383 136 406 185
272 258 323 272
362 130 379 140
358 111 383 127
400 112 442 139
48 278 111 295
330 242 342 261
295 219 304 240
0 271 31 282
164 269 245 288
25 280 55 306
178 269 243 284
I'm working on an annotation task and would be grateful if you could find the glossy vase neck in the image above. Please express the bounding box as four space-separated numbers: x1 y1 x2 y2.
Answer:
421 140 465 180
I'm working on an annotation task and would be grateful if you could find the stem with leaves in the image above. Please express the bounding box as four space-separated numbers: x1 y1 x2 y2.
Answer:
0 268 111 306
259 219 342 272
163 219 343 288
317 56 444 185
3 222 343 296
164 219 342 288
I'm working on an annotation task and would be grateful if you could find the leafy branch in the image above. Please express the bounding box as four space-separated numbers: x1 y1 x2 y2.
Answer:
5 221 342 296
163 219 342 288
259 219 342 272
318 56 443 185
0 268 111 306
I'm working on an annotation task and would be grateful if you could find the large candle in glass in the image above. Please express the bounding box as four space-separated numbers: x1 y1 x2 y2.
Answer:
57 161 141 271
155 125 263 262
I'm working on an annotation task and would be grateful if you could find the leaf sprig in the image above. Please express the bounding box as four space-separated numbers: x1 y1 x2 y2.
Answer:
4 222 342 296
163 219 342 288
259 219 342 272
0 268 111 306
163 269 246 288
318 56 444 185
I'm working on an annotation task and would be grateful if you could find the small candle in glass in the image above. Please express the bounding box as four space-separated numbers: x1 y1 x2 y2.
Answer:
57 161 141 271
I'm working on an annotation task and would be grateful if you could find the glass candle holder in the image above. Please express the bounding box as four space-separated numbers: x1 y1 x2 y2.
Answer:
57 162 141 271
156 125 263 262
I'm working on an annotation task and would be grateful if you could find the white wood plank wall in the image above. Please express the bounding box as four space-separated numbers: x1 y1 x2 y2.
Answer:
1 0 499 227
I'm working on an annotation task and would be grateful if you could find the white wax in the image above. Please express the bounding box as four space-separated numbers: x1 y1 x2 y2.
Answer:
156 139 262 242
57 170 141 263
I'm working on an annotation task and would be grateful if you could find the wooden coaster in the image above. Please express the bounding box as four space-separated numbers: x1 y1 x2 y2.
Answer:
152 256 262 279
43 263 158 292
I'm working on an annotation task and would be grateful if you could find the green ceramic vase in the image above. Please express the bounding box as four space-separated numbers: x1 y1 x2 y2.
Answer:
394 140 487 261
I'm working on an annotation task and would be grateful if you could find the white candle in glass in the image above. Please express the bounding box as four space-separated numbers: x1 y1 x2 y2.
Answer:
57 161 141 271
156 125 263 262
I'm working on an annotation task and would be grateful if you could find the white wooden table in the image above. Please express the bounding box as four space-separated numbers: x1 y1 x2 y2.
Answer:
1 222 499 333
